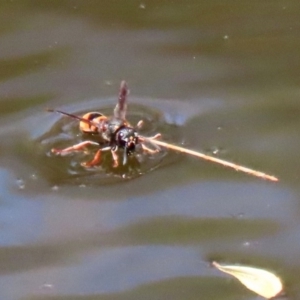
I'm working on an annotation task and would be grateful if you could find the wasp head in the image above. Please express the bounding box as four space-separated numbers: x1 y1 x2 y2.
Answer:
115 126 139 165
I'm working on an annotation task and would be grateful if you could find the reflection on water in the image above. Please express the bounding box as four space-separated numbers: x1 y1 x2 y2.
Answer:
0 1 300 300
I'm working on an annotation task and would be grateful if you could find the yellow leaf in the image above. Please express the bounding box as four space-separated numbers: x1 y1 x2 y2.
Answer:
212 261 283 299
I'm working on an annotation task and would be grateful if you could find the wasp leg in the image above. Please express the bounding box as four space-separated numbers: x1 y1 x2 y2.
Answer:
144 133 162 152
148 133 161 140
111 147 119 168
141 143 159 154
136 120 144 129
51 141 99 155
81 149 101 167
81 146 111 167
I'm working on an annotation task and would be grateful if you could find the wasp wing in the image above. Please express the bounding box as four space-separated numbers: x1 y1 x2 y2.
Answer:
114 80 128 120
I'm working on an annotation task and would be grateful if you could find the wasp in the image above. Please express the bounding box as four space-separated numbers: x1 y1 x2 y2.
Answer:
48 81 278 182
48 81 161 168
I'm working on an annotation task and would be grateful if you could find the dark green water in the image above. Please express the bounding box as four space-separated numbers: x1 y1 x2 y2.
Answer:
0 1 300 299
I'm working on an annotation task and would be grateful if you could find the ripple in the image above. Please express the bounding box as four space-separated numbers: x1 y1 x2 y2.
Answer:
34 99 182 185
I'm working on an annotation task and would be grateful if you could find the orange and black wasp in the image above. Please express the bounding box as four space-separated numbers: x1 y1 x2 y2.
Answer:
48 81 160 168
48 81 278 182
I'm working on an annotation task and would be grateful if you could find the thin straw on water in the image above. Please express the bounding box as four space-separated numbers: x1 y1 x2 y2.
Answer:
142 138 278 182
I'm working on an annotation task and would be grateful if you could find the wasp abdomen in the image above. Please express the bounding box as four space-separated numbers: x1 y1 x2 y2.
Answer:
79 112 107 133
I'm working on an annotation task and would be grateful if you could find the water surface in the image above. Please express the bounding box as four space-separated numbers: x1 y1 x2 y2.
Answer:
0 1 300 299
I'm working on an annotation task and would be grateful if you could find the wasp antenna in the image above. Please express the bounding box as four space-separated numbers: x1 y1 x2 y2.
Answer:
47 108 99 128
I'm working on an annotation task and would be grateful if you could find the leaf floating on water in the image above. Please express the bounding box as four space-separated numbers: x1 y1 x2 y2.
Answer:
212 261 283 299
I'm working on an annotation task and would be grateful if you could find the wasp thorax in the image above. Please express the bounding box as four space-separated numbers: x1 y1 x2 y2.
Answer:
115 127 138 152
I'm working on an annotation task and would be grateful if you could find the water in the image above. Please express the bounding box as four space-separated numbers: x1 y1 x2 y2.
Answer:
0 1 300 299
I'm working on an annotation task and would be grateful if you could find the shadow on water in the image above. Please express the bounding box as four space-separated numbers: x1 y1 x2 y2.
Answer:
0 49 63 82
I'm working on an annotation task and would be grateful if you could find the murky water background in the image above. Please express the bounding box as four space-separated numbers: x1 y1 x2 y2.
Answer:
1 1 300 299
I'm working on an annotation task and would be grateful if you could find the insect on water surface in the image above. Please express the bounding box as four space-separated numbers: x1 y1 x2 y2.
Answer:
48 81 161 168
48 81 278 182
